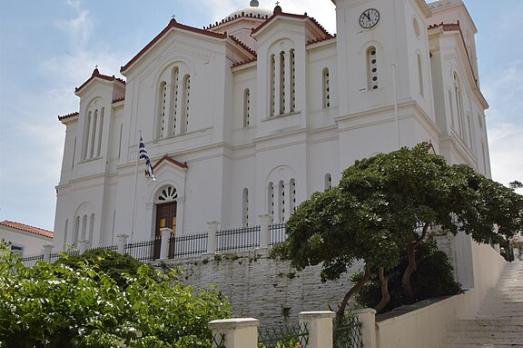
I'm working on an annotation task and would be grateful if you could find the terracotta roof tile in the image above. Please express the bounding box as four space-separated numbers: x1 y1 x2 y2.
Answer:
121 18 227 74
75 68 125 94
0 220 53 238
58 112 79 122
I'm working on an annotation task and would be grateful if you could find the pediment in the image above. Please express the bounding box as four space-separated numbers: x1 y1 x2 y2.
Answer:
153 155 188 172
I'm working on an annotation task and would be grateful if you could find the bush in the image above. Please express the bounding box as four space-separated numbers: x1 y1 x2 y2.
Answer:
355 242 462 313
0 245 231 348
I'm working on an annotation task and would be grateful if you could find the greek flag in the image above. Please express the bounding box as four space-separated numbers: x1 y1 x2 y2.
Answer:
139 136 156 181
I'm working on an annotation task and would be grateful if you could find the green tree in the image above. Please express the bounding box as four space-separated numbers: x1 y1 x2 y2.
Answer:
275 144 523 322
0 246 231 348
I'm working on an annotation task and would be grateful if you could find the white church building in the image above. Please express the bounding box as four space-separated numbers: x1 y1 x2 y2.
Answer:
54 0 491 272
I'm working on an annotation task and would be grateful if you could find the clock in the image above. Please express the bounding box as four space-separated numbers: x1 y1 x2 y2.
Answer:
359 8 380 29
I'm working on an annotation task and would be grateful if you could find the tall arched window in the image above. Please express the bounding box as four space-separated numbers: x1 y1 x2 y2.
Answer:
242 188 249 227
417 53 424 97
157 81 168 139
170 67 180 136
88 214 95 247
454 73 465 138
324 173 332 190
448 90 456 130
279 51 286 115
289 179 296 215
322 68 331 109
243 89 251 128
89 110 98 158
270 54 276 117
82 112 91 160
96 107 104 157
182 75 191 134
63 219 69 249
268 182 275 221
73 216 80 245
290 49 296 112
367 46 379 91
81 215 88 242
278 180 285 223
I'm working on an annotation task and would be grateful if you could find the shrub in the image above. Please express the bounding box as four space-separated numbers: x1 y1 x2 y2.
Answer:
355 242 461 312
0 244 231 348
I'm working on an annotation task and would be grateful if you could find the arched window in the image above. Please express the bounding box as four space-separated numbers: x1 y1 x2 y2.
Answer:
243 89 251 128
417 53 424 97
279 51 286 115
81 215 88 242
182 75 191 134
170 67 180 136
96 107 104 157
289 179 296 215
278 180 285 223
268 182 275 221
73 216 80 245
72 137 77 169
157 81 168 139
322 68 331 109
63 219 69 249
89 109 98 158
157 185 178 203
88 214 95 247
290 49 296 112
325 173 332 190
242 188 249 227
270 54 276 117
454 73 465 138
367 46 379 91
448 90 456 130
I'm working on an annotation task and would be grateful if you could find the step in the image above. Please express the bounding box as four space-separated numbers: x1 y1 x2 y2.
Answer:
446 336 523 345
445 344 523 348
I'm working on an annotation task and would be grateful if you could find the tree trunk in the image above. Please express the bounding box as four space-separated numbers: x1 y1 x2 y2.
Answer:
375 267 391 313
402 241 418 299
336 266 371 326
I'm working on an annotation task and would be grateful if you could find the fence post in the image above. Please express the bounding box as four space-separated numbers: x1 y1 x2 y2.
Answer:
353 308 377 348
207 221 219 254
116 234 129 254
258 214 272 249
160 227 173 260
42 244 53 262
299 311 335 348
208 318 259 348
77 240 88 254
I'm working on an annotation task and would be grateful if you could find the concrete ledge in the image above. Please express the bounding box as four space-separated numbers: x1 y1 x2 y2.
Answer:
299 311 336 320
209 318 260 331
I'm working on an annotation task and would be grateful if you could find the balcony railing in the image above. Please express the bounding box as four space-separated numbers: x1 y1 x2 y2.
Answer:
20 220 289 267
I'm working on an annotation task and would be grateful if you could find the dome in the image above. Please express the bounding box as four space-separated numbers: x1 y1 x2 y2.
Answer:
223 1 272 22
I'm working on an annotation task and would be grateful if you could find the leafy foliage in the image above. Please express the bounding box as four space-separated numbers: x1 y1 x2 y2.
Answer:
275 144 523 318
0 246 231 348
355 242 461 312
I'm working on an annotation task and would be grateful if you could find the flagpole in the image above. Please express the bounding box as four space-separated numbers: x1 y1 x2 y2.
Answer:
130 130 142 241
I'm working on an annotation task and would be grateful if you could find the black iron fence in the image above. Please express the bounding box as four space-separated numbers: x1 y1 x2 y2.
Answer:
269 223 287 245
258 323 309 348
125 238 161 262
20 222 291 267
211 333 226 348
334 315 363 348
169 233 208 258
216 226 260 252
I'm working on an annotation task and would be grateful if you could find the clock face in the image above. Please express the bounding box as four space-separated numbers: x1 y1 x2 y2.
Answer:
359 8 380 29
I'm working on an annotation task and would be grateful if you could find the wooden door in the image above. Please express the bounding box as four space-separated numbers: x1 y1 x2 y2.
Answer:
154 202 177 258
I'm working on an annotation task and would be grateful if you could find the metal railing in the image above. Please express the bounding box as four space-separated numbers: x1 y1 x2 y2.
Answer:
258 323 309 348
19 222 290 267
216 226 260 252
269 223 287 245
211 333 226 348
169 233 208 258
125 238 161 262
334 315 363 348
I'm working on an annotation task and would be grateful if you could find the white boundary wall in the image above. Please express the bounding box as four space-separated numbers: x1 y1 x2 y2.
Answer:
371 242 506 348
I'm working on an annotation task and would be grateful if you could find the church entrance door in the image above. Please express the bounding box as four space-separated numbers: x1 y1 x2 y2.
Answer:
154 201 177 258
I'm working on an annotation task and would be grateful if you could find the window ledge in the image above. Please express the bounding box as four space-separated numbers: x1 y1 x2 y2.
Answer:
264 111 300 122
79 156 103 164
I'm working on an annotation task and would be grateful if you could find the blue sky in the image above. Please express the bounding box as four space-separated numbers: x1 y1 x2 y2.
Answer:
0 0 522 230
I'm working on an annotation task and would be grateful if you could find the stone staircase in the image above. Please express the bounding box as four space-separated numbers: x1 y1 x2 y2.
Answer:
445 260 523 348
